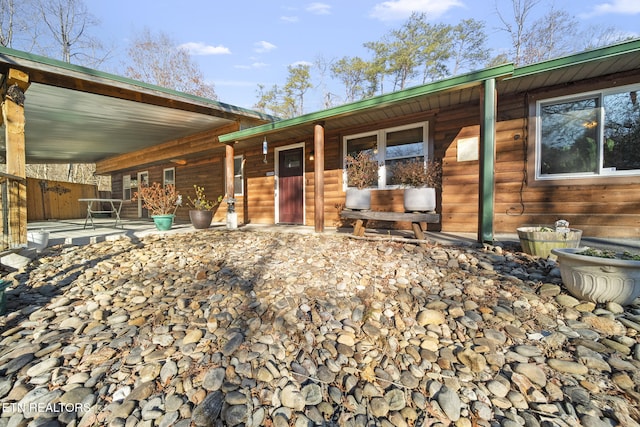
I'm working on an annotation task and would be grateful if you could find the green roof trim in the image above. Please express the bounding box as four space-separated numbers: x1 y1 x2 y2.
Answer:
0 46 278 122
219 63 514 143
512 38 640 78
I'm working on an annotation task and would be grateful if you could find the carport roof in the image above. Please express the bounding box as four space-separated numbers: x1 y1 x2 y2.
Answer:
0 47 278 164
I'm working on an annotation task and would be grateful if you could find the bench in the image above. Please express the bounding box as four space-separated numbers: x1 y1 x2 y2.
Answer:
340 210 440 240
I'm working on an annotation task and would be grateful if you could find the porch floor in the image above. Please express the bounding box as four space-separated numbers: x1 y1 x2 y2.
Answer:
25 218 640 254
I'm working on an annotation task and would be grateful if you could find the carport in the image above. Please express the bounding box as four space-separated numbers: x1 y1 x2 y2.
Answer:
0 46 275 250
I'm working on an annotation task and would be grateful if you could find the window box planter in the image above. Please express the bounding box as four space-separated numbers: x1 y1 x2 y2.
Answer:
551 247 640 305
517 226 582 259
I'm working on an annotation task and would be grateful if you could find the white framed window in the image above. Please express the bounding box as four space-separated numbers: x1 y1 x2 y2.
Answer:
123 175 131 200
343 122 430 189
536 84 640 180
163 167 175 186
123 174 138 200
233 155 244 196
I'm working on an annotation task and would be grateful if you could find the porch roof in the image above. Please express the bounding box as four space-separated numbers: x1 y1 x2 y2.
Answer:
219 38 640 147
219 64 514 147
0 47 277 164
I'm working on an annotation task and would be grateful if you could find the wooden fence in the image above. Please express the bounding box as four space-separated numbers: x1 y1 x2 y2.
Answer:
26 178 108 221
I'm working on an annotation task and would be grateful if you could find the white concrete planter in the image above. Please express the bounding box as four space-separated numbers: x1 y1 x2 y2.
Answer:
345 188 372 210
403 187 436 212
551 247 640 305
27 230 49 253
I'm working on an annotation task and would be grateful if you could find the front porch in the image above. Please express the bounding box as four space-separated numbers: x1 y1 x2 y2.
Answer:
19 218 640 254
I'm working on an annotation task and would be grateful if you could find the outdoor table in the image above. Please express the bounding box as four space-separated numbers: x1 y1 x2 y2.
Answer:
79 198 124 229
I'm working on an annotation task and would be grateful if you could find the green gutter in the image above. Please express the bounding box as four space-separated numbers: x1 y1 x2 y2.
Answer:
220 63 514 143
0 46 278 122
512 37 640 78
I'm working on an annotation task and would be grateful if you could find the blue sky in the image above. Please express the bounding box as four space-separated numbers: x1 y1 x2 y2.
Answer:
87 0 640 112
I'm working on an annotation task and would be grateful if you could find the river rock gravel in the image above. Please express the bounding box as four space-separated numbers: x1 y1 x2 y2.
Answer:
0 228 639 427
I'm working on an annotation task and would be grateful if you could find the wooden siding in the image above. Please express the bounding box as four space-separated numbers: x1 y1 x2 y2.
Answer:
104 69 640 239
113 159 231 224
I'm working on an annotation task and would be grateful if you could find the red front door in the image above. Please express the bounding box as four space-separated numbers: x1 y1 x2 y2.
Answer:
278 147 304 224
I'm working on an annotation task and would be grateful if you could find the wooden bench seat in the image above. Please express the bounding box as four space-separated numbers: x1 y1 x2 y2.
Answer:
340 210 440 240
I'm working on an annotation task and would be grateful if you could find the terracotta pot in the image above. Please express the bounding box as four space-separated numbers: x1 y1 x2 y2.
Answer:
189 210 213 229
552 247 640 305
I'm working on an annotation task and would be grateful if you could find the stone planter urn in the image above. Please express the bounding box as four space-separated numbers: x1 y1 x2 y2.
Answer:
517 225 582 259
189 210 213 229
551 247 640 305
403 187 436 212
345 188 372 210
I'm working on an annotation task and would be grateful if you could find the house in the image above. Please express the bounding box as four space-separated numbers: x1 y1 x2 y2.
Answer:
217 39 640 241
3 40 640 246
0 46 276 247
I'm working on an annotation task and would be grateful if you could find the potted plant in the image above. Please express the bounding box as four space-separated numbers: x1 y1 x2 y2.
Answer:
344 151 379 210
187 185 222 229
517 220 582 259
134 182 181 231
390 158 442 212
551 247 640 305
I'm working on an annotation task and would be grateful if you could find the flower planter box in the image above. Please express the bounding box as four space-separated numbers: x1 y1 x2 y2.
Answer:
517 226 582 258
552 247 640 305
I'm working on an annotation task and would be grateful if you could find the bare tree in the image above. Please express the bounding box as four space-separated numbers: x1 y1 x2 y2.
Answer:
0 0 38 49
0 0 17 46
520 7 578 64
125 28 217 99
36 0 106 66
495 0 541 66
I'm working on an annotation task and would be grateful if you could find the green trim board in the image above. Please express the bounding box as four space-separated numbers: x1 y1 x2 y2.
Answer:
219 63 514 143
511 38 640 78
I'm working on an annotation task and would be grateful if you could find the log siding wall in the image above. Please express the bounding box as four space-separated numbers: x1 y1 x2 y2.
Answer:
110 69 640 238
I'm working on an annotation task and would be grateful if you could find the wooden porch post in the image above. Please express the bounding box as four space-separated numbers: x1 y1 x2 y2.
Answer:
2 69 30 248
225 143 237 229
313 122 325 232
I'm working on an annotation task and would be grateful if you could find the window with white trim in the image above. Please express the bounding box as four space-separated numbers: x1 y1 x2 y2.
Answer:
343 122 430 189
537 84 640 180
233 155 244 196
163 167 175 186
123 175 131 200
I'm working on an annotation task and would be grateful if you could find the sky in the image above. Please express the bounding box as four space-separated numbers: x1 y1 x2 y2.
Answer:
86 0 640 113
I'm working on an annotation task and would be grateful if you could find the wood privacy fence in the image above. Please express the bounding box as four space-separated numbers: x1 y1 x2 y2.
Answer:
26 178 109 221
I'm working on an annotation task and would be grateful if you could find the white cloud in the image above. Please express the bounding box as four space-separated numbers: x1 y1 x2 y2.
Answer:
281 15 299 23
178 42 231 55
291 60 313 67
370 0 463 21
307 2 331 15
234 62 269 70
254 41 277 53
580 0 640 18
